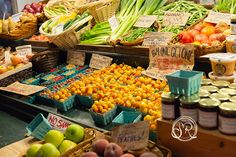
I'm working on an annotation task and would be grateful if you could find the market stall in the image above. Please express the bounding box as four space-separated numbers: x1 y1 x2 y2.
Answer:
1 0 236 157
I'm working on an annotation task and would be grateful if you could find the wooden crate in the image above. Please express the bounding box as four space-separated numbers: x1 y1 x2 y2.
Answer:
156 119 236 157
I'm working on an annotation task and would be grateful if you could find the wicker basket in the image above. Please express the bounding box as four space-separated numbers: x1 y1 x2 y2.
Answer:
30 50 60 73
40 15 93 48
89 0 120 22
61 131 172 157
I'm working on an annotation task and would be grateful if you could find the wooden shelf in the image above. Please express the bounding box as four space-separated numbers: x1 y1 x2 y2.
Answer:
156 119 236 157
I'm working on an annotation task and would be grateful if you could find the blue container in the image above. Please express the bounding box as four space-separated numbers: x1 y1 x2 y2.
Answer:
117 105 137 114
112 111 142 126
23 77 40 85
36 94 55 105
89 106 117 126
77 95 94 108
54 95 76 111
26 113 52 140
41 74 57 82
166 70 203 96
61 70 77 79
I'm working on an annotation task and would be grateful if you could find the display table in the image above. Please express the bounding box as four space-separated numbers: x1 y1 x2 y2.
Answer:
157 119 236 157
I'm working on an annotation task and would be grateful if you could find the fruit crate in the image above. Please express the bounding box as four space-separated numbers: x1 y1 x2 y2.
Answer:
117 104 137 114
89 106 117 126
166 70 203 96
41 74 58 82
22 77 40 85
26 113 52 140
76 95 94 109
54 95 76 112
61 70 78 79
112 111 142 127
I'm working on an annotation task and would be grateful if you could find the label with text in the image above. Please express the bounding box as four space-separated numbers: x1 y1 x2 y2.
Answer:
134 15 157 28
16 45 32 57
52 24 64 34
142 32 173 46
204 11 231 25
67 49 85 66
47 113 72 131
111 121 149 151
109 15 119 31
200 0 215 5
143 45 195 80
89 54 113 69
163 11 190 26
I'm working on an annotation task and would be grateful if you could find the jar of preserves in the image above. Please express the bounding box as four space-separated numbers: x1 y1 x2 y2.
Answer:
219 88 236 96
200 86 219 93
198 98 220 129
219 102 236 135
179 94 200 122
212 80 230 89
201 79 212 86
229 83 236 89
161 92 179 120
199 89 210 98
210 93 230 102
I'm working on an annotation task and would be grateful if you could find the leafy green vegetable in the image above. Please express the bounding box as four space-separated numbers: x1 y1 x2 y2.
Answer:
123 27 155 42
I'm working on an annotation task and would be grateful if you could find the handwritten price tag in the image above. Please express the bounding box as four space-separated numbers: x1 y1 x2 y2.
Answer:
47 113 72 131
108 15 119 31
204 11 231 25
200 0 215 5
142 32 173 46
89 54 113 69
67 49 85 66
111 121 149 151
134 15 157 28
163 11 190 26
16 45 32 57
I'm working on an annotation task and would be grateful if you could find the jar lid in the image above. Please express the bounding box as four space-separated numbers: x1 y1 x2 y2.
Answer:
219 88 236 96
219 102 236 112
229 83 236 89
230 96 236 102
199 98 220 108
200 86 219 93
199 89 210 98
161 92 178 101
201 79 212 85
212 80 230 88
210 93 230 101
180 94 200 104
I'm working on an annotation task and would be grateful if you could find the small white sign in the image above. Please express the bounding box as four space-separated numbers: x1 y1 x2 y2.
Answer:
67 49 85 66
16 45 32 57
163 11 190 26
47 113 73 131
89 54 113 69
204 11 231 25
134 15 157 28
52 24 64 34
12 12 22 22
108 15 119 31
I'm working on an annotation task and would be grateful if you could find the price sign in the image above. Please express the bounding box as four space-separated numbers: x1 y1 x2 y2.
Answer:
163 11 190 26
111 121 149 151
108 15 119 31
134 15 157 28
142 32 173 46
67 49 85 66
47 113 72 131
0 81 46 96
89 54 113 69
16 45 32 57
200 0 215 5
204 11 231 25
52 24 64 34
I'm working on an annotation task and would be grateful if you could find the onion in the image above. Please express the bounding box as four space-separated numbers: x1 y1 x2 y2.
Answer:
22 9 28 13
31 3 38 10
28 7 35 14
24 4 31 10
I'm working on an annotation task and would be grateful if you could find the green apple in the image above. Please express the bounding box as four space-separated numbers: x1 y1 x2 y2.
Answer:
26 143 42 157
37 143 60 157
65 124 85 143
44 130 64 147
59 140 77 154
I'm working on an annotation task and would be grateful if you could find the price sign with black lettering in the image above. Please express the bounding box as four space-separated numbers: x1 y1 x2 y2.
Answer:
142 32 173 46
163 11 190 26
204 11 231 25
67 49 85 66
134 15 157 28
111 121 149 151
47 113 72 131
89 54 113 69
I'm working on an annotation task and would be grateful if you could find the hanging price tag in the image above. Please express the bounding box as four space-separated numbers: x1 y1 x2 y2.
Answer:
200 0 215 5
111 121 149 151
89 54 113 69
16 45 32 57
108 15 119 31
67 50 85 66
163 11 190 26
47 113 73 131
134 15 157 28
204 11 231 25
142 32 173 46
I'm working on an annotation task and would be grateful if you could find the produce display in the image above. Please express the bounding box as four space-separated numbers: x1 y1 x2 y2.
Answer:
178 21 229 46
29 34 49 41
22 2 46 15
26 124 85 157
214 0 236 14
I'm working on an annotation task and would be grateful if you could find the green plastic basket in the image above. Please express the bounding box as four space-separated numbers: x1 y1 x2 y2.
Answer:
166 70 203 96
112 111 142 126
26 113 52 140
89 106 117 126
76 95 94 109
54 95 76 111
117 105 137 114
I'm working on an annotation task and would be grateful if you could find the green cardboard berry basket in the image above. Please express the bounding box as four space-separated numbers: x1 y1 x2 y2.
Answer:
26 113 52 140
117 104 137 114
76 95 94 109
54 95 76 112
112 111 142 127
89 106 117 126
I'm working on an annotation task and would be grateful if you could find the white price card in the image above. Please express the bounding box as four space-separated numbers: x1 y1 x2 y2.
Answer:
52 24 64 34
47 113 73 131
204 11 231 25
142 32 173 46
67 49 85 66
200 0 215 5
163 11 190 26
16 45 32 57
108 15 119 31
89 54 113 69
134 15 157 28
